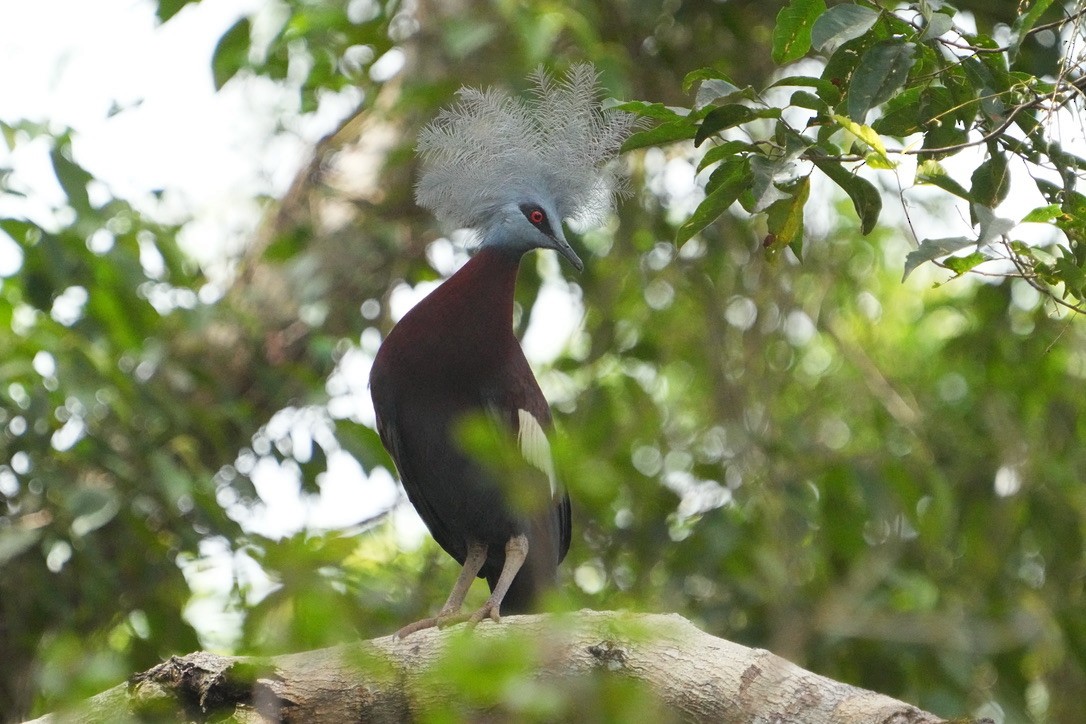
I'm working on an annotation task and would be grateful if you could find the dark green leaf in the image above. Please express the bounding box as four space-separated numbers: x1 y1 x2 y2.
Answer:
212 17 252 90
677 157 751 244
970 151 1010 211
770 75 842 106
682 66 739 93
1011 0 1056 60
694 80 759 108
847 42 917 122
622 120 699 152
961 57 1007 121
155 0 200 23
772 0 826 64
921 123 969 157
749 155 791 211
50 146 93 213
697 140 756 173
336 419 393 474
264 226 310 263
694 105 780 147
921 11 954 41
790 91 825 111
916 160 974 202
611 101 687 122
811 155 881 234
872 86 922 136
811 4 880 52
821 33 881 99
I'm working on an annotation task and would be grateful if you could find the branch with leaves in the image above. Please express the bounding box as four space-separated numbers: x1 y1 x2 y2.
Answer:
619 0 1086 313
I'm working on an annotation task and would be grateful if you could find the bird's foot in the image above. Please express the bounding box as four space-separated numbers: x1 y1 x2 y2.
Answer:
466 599 502 627
394 608 472 639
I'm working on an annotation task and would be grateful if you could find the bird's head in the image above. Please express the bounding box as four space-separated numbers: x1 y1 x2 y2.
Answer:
414 64 635 271
480 198 583 271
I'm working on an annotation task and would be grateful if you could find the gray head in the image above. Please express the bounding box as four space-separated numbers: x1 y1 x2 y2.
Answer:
414 64 635 271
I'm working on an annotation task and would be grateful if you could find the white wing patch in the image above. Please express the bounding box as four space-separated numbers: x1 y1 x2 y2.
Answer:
517 408 557 497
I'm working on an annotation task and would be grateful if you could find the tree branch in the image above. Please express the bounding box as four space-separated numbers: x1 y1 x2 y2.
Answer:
28 611 986 724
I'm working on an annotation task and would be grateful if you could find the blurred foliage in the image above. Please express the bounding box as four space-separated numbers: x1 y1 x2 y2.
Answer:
2 0 1086 722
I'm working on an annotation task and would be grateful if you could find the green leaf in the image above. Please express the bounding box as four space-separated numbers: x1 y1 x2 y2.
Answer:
916 160 974 201
921 12 954 41
847 42 917 123
336 419 393 474
610 101 687 122
621 119 699 152
811 4 880 52
772 0 826 64
919 85 958 126
942 251 986 275
902 236 974 280
970 151 1010 211
921 123 969 157
766 176 810 254
1011 0 1056 60
865 152 896 170
0 120 16 150
973 204 1016 245
694 80 758 109
697 140 756 173
871 86 922 137
811 155 882 234
694 105 780 147
961 57 1006 121
677 158 751 244
50 144 93 213
749 155 791 212
682 66 737 94
212 17 252 90
821 32 883 97
264 226 310 263
770 75 842 106
156 0 199 23
1021 204 1063 223
790 91 825 111
832 114 891 165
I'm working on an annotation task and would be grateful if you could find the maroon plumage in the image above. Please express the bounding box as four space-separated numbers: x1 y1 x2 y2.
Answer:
370 245 571 633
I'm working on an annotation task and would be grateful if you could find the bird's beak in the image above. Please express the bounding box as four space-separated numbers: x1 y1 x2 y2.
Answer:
550 230 584 272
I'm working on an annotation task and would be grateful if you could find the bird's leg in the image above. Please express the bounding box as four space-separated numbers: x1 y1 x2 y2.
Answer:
395 541 488 639
468 534 528 626
438 541 488 616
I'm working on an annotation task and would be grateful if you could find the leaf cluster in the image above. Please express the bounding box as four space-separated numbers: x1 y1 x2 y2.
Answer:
621 0 1086 310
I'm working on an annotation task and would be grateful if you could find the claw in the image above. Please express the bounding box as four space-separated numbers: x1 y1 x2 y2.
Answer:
466 600 502 627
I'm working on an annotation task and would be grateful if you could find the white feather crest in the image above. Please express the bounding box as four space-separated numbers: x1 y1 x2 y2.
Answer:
415 64 635 232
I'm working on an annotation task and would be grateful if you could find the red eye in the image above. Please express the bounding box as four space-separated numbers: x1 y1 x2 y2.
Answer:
529 209 544 224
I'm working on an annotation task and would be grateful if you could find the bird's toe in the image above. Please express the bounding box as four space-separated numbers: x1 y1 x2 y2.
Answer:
467 601 501 626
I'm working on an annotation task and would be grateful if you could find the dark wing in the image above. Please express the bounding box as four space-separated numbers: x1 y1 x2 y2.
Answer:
373 399 472 565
